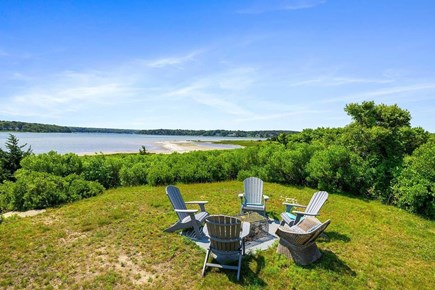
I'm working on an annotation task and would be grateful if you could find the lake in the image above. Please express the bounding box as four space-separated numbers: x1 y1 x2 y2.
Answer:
0 132 257 155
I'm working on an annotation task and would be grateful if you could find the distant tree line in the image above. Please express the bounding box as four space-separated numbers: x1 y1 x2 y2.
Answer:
0 120 294 138
0 121 71 133
136 129 297 138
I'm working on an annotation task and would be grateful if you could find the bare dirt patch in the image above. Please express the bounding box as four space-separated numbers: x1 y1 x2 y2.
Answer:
3 209 46 218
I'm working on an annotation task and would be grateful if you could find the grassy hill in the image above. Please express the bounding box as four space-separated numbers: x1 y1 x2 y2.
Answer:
0 181 434 289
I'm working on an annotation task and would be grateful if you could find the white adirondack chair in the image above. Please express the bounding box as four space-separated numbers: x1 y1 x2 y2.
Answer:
281 191 328 226
238 177 269 216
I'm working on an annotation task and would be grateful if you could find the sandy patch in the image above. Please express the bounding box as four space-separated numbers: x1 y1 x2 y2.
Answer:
154 140 239 154
3 209 46 218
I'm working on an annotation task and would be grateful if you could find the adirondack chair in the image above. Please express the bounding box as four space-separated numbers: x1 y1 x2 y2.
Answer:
202 215 250 281
281 191 328 226
275 217 331 265
165 185 209 238
238 177 269 216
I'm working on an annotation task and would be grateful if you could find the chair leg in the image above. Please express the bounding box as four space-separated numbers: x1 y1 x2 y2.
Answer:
192 221 202 238
164 222 182 233
202 248 211 277
236 252 242 281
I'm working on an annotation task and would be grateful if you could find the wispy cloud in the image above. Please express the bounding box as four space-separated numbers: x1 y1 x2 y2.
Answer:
289 76 393 87
0 69 139 118
165 67 257 116
321 83 435 104
238 0 326 14
145 50 203 68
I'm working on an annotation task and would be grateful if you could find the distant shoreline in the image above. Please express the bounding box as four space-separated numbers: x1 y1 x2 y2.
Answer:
0 120 296 138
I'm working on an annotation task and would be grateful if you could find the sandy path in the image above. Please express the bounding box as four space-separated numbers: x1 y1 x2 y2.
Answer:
2 209 46 219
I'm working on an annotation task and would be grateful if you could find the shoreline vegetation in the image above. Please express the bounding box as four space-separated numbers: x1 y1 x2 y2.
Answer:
0 120 297 138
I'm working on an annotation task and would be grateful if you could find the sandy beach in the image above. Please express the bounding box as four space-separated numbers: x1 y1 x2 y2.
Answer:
150 141 241 154
76 140 242 155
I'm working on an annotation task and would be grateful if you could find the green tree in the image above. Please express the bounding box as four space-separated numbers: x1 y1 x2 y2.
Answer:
392 140 435 218
344 101 411 129
0 134 32 182
341 101 429 201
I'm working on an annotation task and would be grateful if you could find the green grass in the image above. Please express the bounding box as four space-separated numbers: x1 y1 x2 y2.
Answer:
0 181 434 289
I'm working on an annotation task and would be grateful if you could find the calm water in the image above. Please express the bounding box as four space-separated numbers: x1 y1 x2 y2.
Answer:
0 132 254 154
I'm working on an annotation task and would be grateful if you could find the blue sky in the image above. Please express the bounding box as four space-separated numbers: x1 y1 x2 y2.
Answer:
1 0 435 131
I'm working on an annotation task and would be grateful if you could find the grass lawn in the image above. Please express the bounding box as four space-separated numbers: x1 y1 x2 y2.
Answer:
0 181 434 289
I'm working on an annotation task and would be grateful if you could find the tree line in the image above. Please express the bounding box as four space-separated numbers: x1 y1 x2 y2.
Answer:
0 120 293 138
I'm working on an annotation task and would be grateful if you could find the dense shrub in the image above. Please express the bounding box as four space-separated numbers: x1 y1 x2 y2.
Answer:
266 143 317 184
21 151 83 177
64 174 105 202
307 145 366 194
0 170 103 211
392 141 435 218
120 162 149 186
82 155 122 188
147 158 174 186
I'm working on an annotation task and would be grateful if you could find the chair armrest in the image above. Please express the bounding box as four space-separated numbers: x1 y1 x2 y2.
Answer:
185 201 208 212
293 211 319 216
263 195 269 201
241 222 251 239
238 193 244 204
282 202 306 208
175 209 198 213
203 224 209 237
185 201 208 205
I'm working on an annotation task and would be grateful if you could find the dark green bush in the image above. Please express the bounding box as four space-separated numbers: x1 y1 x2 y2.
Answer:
82 155 121 188
120 162 149 186
392 141 435 218
21 151 83 177
147 159 174 186
0 170 103 211
267 143 317 184
64 174 105 202
307 145 366 194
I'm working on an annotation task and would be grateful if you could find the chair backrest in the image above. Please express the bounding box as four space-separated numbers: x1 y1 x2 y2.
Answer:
206 215 242 252
243 177 264 204
166 185 188 221
306 191 328 214
305 219 330 245
276 218 331 246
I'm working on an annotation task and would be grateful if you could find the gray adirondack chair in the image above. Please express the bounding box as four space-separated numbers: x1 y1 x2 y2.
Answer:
238 177 269 216
275 217 331 265
281 191 328 226
202 215 250 281
165 185 209 238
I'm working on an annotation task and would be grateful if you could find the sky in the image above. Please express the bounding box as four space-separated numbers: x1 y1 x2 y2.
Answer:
1 0 435 132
